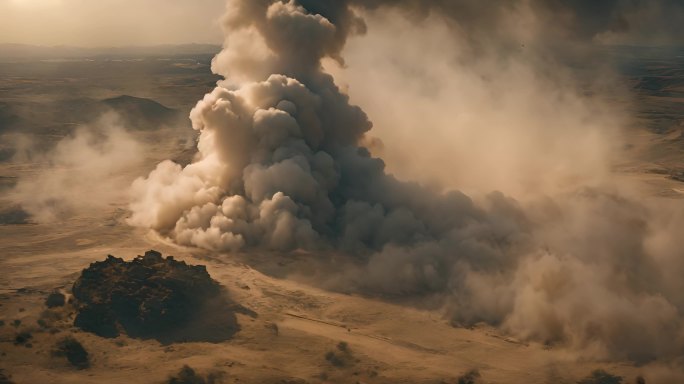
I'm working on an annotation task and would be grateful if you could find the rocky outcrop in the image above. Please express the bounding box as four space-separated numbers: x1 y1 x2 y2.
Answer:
72 250 238 343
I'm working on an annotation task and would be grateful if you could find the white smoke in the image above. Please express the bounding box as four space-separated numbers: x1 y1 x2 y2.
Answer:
128 0 684 365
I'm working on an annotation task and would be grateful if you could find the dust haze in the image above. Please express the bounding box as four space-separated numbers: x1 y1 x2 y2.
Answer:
0 0 225 47
8 114 143 223
126 0 684 363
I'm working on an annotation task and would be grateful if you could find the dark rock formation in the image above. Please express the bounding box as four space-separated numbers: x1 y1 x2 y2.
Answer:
72 250 239 343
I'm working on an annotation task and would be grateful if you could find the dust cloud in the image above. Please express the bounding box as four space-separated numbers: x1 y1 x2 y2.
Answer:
10 113 143 223
127 0 684 364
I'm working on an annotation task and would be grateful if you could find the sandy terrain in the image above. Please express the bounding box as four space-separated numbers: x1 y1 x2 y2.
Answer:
1 146 674 384
0 223 652 384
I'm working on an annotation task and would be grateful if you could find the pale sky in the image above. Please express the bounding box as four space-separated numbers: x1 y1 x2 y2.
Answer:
0 0 226 46
2 0 682 48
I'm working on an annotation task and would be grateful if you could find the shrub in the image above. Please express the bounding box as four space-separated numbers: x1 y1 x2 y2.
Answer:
577 369 623 384
0 369 15 384
457 369 481 384
53 336 90 369
325 341 354 367
13 331 32 346
325 351 345 367
167 365 223 384
45 291 66 308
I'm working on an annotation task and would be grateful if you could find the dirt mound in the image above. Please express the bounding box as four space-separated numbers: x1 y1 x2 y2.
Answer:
72 250 239 343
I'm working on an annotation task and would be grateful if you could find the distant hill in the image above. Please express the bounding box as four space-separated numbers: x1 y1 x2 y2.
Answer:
102 95 182 129
0 94 187 163
0 43 221 61
0 95 183 135
0 102 19 131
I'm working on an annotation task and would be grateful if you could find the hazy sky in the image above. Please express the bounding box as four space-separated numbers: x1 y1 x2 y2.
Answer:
0 0 226 46
2 0 683 47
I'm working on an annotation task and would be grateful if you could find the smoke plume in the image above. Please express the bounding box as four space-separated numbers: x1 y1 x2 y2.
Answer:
129 0 684 363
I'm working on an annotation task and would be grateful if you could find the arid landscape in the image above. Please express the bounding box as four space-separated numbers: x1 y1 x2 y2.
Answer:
1 1 684 384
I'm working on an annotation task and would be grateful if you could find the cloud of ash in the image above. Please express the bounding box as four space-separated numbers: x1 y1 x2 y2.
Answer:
128 0 684 363
10 113 143 223
324 9 627 197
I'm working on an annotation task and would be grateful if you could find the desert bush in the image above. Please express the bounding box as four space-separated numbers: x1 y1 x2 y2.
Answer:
53 336 90 369
325 341 354 367
45 291 66 308
167 365 223 384
13 331 32 346
325 351 346 367
457 369 481 384
577 369 623 384
0 369 15 384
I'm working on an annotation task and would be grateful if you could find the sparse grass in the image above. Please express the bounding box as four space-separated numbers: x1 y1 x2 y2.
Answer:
325 341 354 368
37 308 63 329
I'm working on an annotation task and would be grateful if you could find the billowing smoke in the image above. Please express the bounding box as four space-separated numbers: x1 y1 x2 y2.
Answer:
129 0 684 364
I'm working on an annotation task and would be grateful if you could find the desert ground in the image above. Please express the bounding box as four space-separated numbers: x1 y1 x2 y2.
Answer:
0 46 683 384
